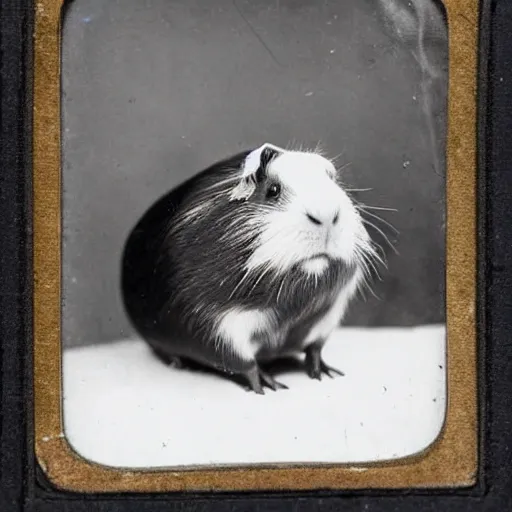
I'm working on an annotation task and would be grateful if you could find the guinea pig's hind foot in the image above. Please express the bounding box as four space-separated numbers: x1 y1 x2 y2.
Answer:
305 344 345 381
244 366 288 395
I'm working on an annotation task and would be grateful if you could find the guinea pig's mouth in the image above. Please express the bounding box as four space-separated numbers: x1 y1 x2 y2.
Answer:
306 253 331 262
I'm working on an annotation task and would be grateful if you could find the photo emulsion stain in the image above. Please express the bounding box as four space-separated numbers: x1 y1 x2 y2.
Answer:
61 0 449 469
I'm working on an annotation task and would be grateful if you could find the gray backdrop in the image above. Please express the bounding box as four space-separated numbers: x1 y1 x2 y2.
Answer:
61 0 448 349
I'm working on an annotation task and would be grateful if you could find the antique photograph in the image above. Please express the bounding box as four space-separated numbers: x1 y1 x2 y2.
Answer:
60 0 449 469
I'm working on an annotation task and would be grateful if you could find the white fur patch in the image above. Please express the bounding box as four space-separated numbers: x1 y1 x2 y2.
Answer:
244 150 369 275
301 257 330 276
303 268 363 347
215 308 271 361
229 181 255 202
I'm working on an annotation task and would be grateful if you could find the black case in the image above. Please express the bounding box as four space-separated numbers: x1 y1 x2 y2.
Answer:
1 0 511 510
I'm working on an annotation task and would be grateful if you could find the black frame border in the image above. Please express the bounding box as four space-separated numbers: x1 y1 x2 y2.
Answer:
2 0 511 509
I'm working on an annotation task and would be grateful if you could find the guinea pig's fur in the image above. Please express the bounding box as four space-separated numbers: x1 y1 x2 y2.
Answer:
121 143 378 394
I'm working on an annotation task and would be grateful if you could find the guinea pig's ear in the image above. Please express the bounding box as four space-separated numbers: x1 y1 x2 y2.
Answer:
259 145 281 173
229 143 283 202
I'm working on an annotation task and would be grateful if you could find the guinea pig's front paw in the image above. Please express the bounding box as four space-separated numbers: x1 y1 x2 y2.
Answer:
259 369 289 392
305 344 345 381
308 360 345 381
244 366 288 394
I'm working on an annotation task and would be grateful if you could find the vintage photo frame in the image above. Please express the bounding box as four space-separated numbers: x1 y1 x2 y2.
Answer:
5 0 512 508
31 0 479 493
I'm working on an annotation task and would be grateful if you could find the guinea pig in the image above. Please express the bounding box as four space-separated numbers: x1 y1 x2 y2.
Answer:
121 143 379 394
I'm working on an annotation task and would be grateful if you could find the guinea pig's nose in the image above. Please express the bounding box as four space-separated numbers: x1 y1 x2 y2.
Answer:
306 213 323 226
306 211 340 226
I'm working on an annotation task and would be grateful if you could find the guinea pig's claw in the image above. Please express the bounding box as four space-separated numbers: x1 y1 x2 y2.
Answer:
305 349 345 381
321 362 345 378
308 367 323 381
245 366 288 394
247 385 265 395
259 369 289 391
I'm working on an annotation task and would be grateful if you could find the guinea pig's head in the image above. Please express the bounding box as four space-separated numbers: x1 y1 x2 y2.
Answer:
229 143 372 277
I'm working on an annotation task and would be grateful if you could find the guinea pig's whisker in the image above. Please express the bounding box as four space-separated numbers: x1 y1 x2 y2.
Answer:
357 248 383 283
284 139 300 152
313 140 326 155
358 203 398 214
366 239 388 267
358 208 400 235
356 242 384 277
361 268 381 297
364 254 386 276
363 280 380 301
358 204 398 213
357 275 377 301
329 148 347 163
352 197 396 213
361 211 400 239
365 256 384 282
366 239 387 265
355 201 397 216
345 187 374 193
361 219 399 255
371 252 388 272
335 161 352 172
355 260 380 300
365 243 388 270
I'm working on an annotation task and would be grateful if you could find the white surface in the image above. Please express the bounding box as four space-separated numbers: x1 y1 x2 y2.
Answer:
62 325 446 469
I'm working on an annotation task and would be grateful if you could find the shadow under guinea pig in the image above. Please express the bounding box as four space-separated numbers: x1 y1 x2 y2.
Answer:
149 344 307 392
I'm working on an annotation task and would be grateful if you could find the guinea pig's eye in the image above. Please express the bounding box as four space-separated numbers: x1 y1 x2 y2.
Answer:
266 183 281 200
